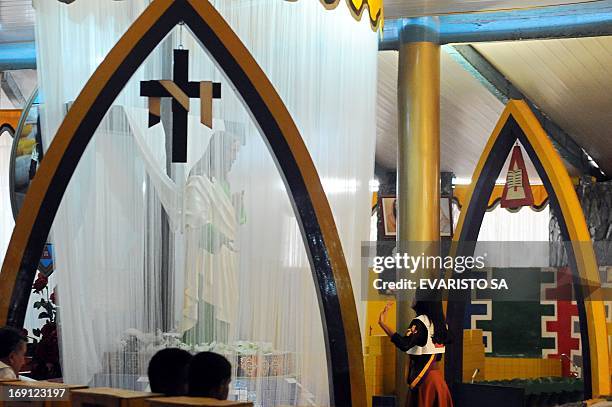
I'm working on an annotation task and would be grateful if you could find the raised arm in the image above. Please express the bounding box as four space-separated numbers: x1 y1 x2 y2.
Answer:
378 301 395 338
378 302 427 352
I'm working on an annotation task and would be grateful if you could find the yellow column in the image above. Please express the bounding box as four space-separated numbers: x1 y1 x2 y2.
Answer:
397 41 440 242
396 24 441 404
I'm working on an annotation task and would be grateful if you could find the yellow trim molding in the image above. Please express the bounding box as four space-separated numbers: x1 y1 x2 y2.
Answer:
454 184 549 211
287 0 383 30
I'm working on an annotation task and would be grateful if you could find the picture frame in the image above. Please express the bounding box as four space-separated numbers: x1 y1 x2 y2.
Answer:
378 195 454 238
381 196 397 238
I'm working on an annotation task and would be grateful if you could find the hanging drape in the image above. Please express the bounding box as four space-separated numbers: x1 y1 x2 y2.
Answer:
34 0 377 405
476 205 550 267
0 130 13 268
452 183 551 266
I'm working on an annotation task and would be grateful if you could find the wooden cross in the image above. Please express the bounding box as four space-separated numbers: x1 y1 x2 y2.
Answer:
140 49 221 163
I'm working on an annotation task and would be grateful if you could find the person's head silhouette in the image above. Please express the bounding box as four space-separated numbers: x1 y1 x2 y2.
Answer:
147 348 193 396
188 351 232 400
0 327 27 379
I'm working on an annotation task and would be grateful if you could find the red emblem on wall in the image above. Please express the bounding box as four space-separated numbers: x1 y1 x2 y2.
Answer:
501 145 534 208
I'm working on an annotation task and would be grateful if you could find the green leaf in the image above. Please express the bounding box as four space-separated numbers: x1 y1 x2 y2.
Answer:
38 312 50 319
33 301 42 309
32 329 41 337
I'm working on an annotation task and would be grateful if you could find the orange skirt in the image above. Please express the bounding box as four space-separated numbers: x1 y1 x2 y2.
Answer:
408 369 454 407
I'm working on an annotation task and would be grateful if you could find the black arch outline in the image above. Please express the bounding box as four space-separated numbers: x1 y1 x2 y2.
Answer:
0 124 15 137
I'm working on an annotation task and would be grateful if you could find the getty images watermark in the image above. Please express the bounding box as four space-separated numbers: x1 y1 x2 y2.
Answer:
360 241 612 302
370 251 507 291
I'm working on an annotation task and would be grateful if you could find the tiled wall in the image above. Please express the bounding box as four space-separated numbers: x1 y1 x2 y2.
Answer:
364 335 396 407
463 329 486 382
483 357 562 381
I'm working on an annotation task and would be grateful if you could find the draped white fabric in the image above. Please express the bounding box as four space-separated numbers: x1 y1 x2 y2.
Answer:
0 130 13 265
34 0 377 405
478 205 550 242
477 205 550 267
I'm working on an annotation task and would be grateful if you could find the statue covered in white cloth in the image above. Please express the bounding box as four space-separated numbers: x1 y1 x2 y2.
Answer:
181 128 245 342
125 108 245 344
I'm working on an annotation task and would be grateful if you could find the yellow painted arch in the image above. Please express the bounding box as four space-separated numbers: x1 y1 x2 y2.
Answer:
453 100 610 396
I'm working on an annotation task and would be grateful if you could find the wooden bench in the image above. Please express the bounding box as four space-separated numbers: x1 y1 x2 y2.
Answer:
71 387 163 407
0 379 87 407
146 397 253 407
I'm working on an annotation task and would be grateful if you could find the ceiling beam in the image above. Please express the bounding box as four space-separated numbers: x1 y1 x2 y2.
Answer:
0 71 26 107
0 42 36 71
446 44 606 179
380 1 612 49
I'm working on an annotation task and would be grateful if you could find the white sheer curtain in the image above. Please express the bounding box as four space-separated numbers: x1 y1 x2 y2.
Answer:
0 130 13 263
477 205 550 267
34 0 376 405
35 0 174 388
478 205 550 242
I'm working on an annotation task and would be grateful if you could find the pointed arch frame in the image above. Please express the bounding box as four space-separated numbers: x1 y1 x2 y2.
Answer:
445 100 610 397
0 1 366 405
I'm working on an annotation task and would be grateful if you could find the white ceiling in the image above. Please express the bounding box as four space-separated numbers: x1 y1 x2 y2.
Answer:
0 0 35 43
384 0 596 18
377 35 612 180
475 37 612 176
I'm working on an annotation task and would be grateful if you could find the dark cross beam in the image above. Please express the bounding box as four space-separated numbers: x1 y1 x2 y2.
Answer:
140 49 221 163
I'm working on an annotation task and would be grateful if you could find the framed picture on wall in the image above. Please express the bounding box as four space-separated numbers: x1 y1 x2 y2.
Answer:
440 197 453 237
381 196 397 237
